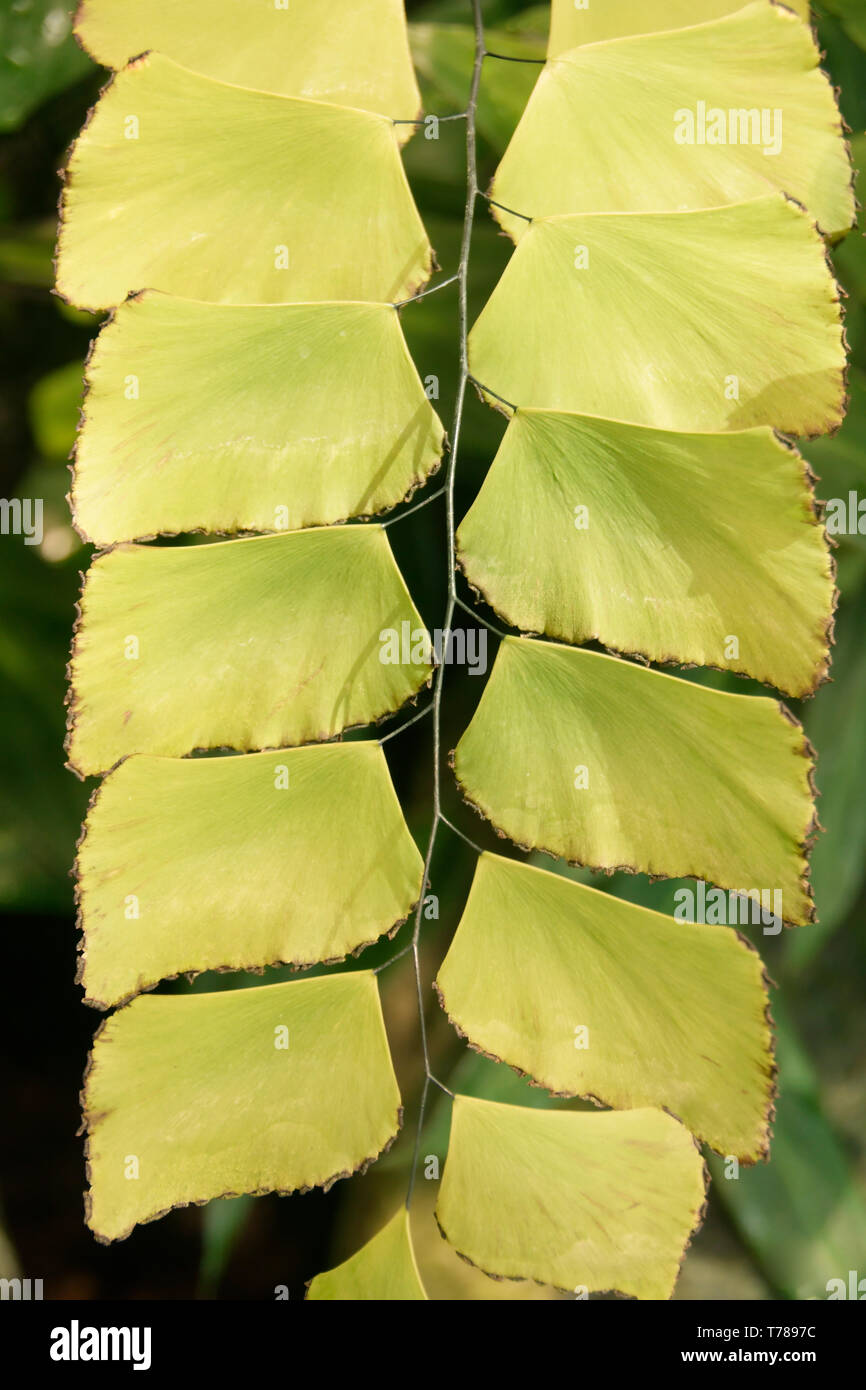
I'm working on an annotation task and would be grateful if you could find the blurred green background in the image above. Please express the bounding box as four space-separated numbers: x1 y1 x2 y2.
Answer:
0 0 864 1299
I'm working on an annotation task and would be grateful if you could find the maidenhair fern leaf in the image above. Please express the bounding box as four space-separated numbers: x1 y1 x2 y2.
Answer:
457 410 833 697
75 0 422 127
73 294 444 545
436 853 774 1159
77 743 423 1009
84 973 402 1243
56 0 854 1299
56 53 432 311
495 4 853 242
453 637 816 925
67 526 431 777
437 1096 707 1300
306 1208 427 1301
469 195 845 435
548 0 811 53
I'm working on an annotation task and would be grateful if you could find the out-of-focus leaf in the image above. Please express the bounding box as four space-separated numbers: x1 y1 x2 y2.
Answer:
835 241 866 327
823 0 866 50
0 541 87 909
0 224 55 287
804 369 866 503
500 5 550 37
410 21 542 152
815 11 866 130
0 1 92 132
831 135 866 301
28 359 82 460
198 1196 253 1298
789 601 866 968
711 1001 866 1299
0 1197 19 1278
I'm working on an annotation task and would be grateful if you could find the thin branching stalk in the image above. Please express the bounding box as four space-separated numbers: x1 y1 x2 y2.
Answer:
405 0 486 1208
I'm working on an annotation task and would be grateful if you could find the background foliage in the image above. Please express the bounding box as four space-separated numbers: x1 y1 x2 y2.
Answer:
0 0 864 1298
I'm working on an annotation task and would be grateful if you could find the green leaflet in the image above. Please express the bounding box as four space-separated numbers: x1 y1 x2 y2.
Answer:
494 5 853 243
307 1208 427 1300
77 743 423 1009
469 196 845 435
83 973 402 1242
73 294 444 545
436 853 774 1159
437 1096 707 1300
457 409 833 698
75 0 421 126
56 54 432 311
67 526 431 778
548 0 811 53
453 637 816 925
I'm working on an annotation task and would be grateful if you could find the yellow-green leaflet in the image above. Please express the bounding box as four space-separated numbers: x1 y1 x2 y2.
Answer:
494 5 852 242
75 0 421 126
52 0 844 1289
437 854 774 1159
77 744 423 1009
307 1208 427 1300
548 0 811 53
84 973 402 1242
457 410 833 697
453 637 815 925
57 54 432 311
469 196 845 435
73 294 444 545
67 527 431 777
437 1096 706 1299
